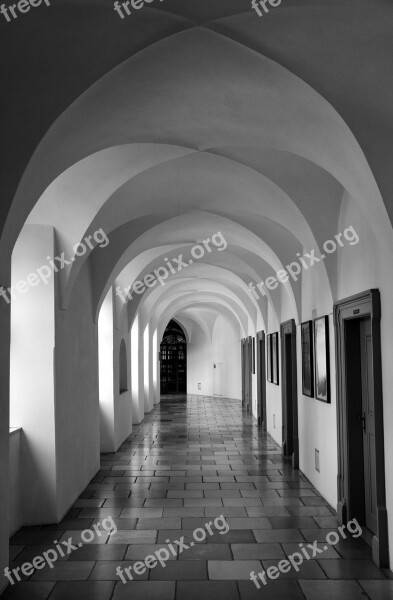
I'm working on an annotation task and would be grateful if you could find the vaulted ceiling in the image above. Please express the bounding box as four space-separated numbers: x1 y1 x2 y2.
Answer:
2 0 393 334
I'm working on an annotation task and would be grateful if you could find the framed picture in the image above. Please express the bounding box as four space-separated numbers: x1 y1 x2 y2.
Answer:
272 332 279 385
313 315 330 403
301 321 314 397
267 334 272 382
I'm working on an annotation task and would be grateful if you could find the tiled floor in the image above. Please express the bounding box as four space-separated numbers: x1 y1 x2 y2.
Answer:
4 395 393 599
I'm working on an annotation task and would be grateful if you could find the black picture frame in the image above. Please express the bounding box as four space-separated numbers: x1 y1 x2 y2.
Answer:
313 315 330 403
267 334 272 382
301 321 314 397
272 332 279 385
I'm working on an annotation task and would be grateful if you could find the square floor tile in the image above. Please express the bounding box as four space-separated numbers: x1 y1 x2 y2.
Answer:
269 517 317 529
176 581 239 600
31 561 95 581
10 531 65 546
208 530 256 544
90 561 149 580
67 544 127 561
232 544 285 560
149 560 208 580
58 530 109 546
136 518 181 530
261 559 326 580
0 583 55 600
282 542 340 559
49 581 114 600
179 543 231 560
112 581 175 600
359 580 393 600
125 544 178 560
299 580 365 600
208 560 262 580
108 530 157 544
318 559 388 579
157 530 207 545
226 518 272 530
238 579 304 599
254 529 304 543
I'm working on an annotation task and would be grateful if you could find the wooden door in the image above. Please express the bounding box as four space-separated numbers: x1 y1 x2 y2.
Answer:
360 318 377 534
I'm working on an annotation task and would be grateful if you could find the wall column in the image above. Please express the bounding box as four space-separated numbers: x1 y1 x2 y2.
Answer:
99 288 115 452
131 314 144 424
10 225 57 524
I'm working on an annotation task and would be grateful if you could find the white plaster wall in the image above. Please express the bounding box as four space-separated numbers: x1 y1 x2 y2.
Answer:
187 317 241 400
265 305 282 447
187 324 213 396
152 329 159 405
212 316 241 400
9 430 22 536
247 322 259 420
337 194 393 568
295 194 393 516
114 391 132 450
143 325 152 413
99 288 115 453
10 225 57 524
55 259 100 520
296 251 337 508
297 314 337 509
99 289 132 453
131 314 144 424
113 312 132 450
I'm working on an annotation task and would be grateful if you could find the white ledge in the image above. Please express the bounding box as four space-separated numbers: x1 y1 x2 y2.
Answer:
9 427 22 436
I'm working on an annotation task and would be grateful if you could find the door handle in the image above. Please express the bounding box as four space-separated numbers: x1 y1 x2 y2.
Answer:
359 412 366 432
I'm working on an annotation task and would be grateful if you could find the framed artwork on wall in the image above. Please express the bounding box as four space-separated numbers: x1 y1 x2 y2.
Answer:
267 334 272 382
272 332 279 385
313 315 330 403
301 321 314 397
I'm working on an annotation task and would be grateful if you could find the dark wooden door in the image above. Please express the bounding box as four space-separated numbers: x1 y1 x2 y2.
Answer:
280 320 298 468
360 318 377 534
257 331 266 429
241 340 246 408
244 339 250 410
160 320 187 395
284 333 294 454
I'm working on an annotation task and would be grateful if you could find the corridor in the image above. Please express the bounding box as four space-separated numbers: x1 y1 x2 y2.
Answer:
6 396 392 600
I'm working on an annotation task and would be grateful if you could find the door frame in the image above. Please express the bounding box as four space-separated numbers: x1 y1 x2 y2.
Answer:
256 331 266 430
247 336 253 413
280 319 299 469
334 289 389 567
241 339 247 409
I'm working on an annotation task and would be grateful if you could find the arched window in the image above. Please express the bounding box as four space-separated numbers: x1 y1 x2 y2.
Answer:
162 320 187 345
160 320 187 395
119 338 128 394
